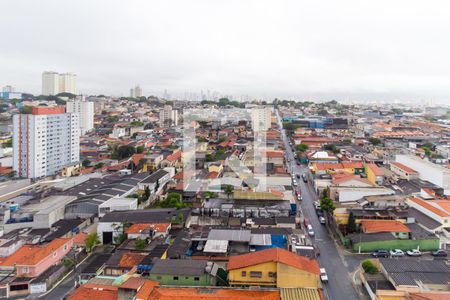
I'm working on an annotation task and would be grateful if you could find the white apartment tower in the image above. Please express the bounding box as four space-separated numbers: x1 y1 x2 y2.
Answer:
66 96 94 135
130 85 143 98
42 71 77 95
159 105 178 127
59 73 77 94
251 107 272 132
13 106 80 179
42 71 60 95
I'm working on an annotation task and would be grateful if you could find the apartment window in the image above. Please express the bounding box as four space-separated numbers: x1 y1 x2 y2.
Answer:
64 244 68 251
173 276 179 280
241 271 246 277
194 277 200 281
268 272 276 278
156 276 162 280
22 267 29 274
250 271 262 278
53 252 57 257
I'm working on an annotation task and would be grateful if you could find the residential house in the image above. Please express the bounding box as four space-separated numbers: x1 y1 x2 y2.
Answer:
0 238 73 278
390 162 419 180
126 223 171 240
227 247 320 288
365 163 384 185
149 259 217 286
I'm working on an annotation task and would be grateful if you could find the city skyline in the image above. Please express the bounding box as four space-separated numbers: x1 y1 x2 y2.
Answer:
1 0 450 104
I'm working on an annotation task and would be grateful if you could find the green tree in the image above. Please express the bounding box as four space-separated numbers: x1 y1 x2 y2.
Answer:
136 145 145 153
324 143 339 154
94 162 104 169
130 121 144 127
223 185 234 199
114 145 136 160
320 197 335 212
3 139 12 148
362 260 378 274
19 106 33 114
82 159 91 168
368 137 381 146
317 108 328 116
85 232 100 252
347 212 356 234
135 238 147 250
295 144 309 152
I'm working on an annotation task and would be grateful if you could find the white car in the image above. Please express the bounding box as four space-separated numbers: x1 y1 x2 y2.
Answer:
406 249 422 257
390 249 405 257
320 268 328 282
307 225 315 237
293 180 298 186
319 216 326 224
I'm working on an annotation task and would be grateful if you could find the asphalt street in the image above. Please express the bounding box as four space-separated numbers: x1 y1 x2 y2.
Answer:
277 111 362 300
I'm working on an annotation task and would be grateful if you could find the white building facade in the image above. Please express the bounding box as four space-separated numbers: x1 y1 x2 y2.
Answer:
13 106 80 179
66 97 94 135
159 105 178 127
42 71 77 95
396 155 450 194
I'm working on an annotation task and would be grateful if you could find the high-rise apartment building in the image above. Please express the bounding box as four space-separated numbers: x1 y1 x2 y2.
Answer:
130 85 143 98
42 71 60 95
13 106 80 179
66 96 94 135
252 107 272 132
159 105 178 127
42 71 77 95
59 73 77 94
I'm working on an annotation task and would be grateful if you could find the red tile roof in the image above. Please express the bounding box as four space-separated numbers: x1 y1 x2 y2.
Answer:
361 220 411 233
409 197 450 218
68 284 118 300
227 248 319 275
126 223 170 234
0 238 72 267
266 151 284 158
391 162 418 174
147 287 280 300
119 253 147 268
367 163 384 176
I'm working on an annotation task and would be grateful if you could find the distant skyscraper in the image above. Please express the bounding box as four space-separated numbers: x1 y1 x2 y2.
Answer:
13 106 80 179
66 95 94 135
2 85 15 93
42 71 77 95
130 85 143 98
159 105 178 127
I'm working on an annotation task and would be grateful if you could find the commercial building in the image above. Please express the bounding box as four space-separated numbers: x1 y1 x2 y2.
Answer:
159 105 178 127
42 71 77 95
13 106 80 179
396 155 450 194
66 96 94 135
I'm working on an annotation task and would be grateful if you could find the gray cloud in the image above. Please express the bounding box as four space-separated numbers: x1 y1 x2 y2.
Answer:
1 0 450 103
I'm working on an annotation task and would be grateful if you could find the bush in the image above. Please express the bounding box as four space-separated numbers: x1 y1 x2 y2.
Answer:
362 260 378 274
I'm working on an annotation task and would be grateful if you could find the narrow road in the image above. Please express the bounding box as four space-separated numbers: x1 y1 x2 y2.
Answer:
277 111 361 300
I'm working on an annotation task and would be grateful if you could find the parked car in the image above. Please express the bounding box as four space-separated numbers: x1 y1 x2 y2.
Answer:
406 249 422 257
372 250 389 258
302 174 308 183
296 174 301 179
314 201 321 210
316 209 324 217
320 268 328 282
432 249 448 257
307 225 315 237
293 180 298 186
319 216 326 224
390 249 405 257
297 195 302 201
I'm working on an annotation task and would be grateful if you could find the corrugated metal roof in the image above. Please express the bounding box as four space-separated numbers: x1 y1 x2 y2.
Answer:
280 288 321 300
208 229 251 242
250 234 272 246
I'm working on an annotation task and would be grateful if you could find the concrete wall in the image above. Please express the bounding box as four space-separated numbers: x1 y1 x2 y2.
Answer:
352 238 439 253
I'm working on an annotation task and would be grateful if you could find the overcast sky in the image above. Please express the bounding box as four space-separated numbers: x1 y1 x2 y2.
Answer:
1 0 450 103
